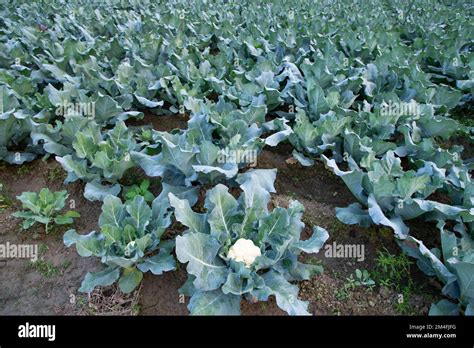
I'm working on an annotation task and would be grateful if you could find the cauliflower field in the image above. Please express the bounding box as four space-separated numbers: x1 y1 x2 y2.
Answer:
0 0 473 319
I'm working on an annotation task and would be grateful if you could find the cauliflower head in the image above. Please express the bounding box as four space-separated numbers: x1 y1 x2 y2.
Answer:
227 238 261 267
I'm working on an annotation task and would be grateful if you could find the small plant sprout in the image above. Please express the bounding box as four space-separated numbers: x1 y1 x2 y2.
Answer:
12 188 80 233
124 179 155 202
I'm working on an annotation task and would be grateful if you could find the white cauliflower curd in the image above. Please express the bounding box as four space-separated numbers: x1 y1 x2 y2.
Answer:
227 238 261 267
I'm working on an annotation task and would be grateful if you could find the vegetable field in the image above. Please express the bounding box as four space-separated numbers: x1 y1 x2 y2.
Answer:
0 0 473 317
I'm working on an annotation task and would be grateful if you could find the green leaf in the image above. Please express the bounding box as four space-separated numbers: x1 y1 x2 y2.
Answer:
84 181 121 202
307 81 329 118
175 232 227 291
292 226 329 254
169 193 208 234
261 270 310 315
336 203 372 227
118 267 143 293
204 184 240 241
79 267 120 293
188 289 241 315
94 95 122 124
126 196 153 234
397 172 430 200
99 195 126 228
429 300 459 316
63 229 103 257
137 248 176 275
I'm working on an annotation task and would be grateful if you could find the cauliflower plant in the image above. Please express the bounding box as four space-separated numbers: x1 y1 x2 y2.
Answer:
171 169 329 315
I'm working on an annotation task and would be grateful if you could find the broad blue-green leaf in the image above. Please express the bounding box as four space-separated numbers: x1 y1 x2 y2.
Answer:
63 229 103 257
292 226 329 254
169 193 208 233
79 267 120 293
134 94 164 108
84 181 121 202
292 150 314 166
221 271 263 295
336 203 372 227
261 270 310 315
264 119 293 146
236 168 277 195
397 172 430 200
289 262 323 281
451 261 474 302
154 183 200 208
137 248 176 275
322 156 366 203
98 195 126 228
205 184 240 241
118 267 143 293
368 195 409 239
73 132 97 159
307 81 329 117
0 85 19 117
55 155 98 183
126 196 153 234
429 300 460 316
399 236 457 287
131 152 166 177
188 289 240 315
94 95 122 124
175 232 227 291
192 164 238 179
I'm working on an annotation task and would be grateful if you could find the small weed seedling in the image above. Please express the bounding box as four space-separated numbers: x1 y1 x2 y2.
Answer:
47 166 66 182
17 165 32 176
123 179 154 202
354 269 375 288
29 259 60 278
373 248 413 291
0 183 13 212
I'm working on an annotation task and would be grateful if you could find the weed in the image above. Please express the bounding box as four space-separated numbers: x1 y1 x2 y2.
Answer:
61 260 72 270
286 190 297 200
17 165 32 176
335 286 351 301
0 183 13 211
38 243 49 255
47 166 66 182
373 248 413 291
354 269 375 287
29 259 59 278
132 303 142 315
75 295 89 308
393 285 417 315
123 179 154 202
